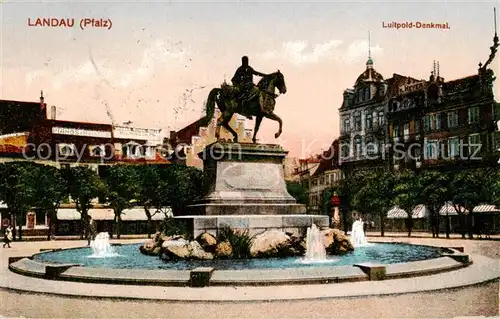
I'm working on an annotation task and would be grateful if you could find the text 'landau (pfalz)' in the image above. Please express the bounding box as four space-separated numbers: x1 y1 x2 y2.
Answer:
27 18 112 30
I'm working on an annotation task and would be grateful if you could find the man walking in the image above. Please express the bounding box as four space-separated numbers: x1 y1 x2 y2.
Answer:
3 225 13 248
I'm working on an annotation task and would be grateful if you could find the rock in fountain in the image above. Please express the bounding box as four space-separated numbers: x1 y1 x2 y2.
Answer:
304 224 326 261
89 232 118 258
350 219 368 247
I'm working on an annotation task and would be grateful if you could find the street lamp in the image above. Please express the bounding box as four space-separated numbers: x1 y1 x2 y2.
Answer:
330 192 341 229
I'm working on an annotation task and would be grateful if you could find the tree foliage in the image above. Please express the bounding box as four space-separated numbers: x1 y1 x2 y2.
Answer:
32 165 67 240
101 165 140 238
62 166 106 239
0 162 39 240
162 165 203 215
354 171 396 237
393 170 421 237
286 181 309 205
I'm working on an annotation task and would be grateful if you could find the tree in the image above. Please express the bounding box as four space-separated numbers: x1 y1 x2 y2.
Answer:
334 171 366 234
393 170 421 237
163 165 203 216
0 162 38 240
354 171 396 237
286 181 309 205
488 169 500 208
135 165 166 238
101 165 140 239
449 168 491 239
418 170 450 238
320 187 335 216
32 165 67 240
63 166 106 240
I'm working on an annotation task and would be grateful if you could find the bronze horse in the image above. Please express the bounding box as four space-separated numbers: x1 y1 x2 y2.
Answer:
203 71 287 143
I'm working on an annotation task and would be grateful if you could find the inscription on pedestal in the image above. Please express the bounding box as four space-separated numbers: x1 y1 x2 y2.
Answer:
188 142 305 215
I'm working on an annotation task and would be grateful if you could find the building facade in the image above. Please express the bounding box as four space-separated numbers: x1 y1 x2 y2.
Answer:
339 56 388 176
386 28 499 171
343 26 499 173
0 92 169 170
308 139 342 213
0 93 171 236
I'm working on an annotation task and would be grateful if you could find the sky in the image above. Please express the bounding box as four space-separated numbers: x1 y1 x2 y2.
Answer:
1 0 499 158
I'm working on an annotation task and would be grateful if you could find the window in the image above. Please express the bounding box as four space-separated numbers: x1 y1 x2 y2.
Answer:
424 115 431 131
436 113 442 130
447 111 459 128
414 120 421 133
58 144 75 156
89 145 104 157
425 113 441 131
354 115 362 131
468 134 481 158
364 87 370 101
393 125 400 139
365 112 373 130
448 137 460 158
468 107 480 124
343 118 351 134
425 140 439 159
341 143 350 159
366 138 377 155
354 136 362 158
378 111 385 126
494 103 500 121
403 123 410 141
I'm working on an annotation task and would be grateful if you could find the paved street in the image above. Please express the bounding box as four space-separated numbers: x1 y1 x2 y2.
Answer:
0 235 499 318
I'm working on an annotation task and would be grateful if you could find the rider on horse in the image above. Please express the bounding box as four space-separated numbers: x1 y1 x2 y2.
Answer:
231 56 267 119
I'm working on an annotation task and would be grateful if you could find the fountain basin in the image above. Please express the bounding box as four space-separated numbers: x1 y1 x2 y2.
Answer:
9 242 470 287
31 242 443 270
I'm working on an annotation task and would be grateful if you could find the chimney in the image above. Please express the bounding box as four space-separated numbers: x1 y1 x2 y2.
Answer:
51 105 56 120
40 90 47 119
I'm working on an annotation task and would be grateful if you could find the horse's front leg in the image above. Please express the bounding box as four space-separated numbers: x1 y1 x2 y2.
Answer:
264 112 283 138
215 115 224 140
252 115 263 143
222 113 239 143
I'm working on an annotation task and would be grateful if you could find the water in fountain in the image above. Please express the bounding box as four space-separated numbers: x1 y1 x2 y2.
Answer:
89 232 119 258
301 223 329 263
350 219 369 247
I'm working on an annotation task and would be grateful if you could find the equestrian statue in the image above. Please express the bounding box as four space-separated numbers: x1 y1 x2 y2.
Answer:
202 56 287 143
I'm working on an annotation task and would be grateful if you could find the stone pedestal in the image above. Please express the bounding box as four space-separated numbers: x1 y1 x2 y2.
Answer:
188 142 306 215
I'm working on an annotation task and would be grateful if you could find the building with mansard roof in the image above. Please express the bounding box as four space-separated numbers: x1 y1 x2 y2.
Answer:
339 53 390 176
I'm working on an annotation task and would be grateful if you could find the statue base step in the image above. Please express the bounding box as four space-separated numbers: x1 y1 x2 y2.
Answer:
174 214 329 238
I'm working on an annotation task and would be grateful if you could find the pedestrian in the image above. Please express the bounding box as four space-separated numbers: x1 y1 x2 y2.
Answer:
3 225 13 248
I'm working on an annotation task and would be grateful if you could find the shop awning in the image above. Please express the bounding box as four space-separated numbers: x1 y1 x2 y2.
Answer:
472 204 500 213
439 202 466 216
439 203 500 215
121 207 171 221
57 207 171 221
387 204 428 219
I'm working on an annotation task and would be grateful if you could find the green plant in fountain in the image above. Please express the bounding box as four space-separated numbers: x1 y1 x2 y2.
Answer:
161 217 190 238
217 227 253 259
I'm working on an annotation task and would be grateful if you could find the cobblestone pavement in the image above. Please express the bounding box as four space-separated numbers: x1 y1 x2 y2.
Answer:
0 236 498 318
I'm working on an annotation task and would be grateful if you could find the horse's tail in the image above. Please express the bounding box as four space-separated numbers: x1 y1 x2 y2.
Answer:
201 88 220 126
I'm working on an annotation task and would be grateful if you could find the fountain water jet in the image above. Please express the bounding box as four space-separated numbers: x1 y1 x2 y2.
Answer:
350 219 369 247
303 223 327 262
89 232 119 258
